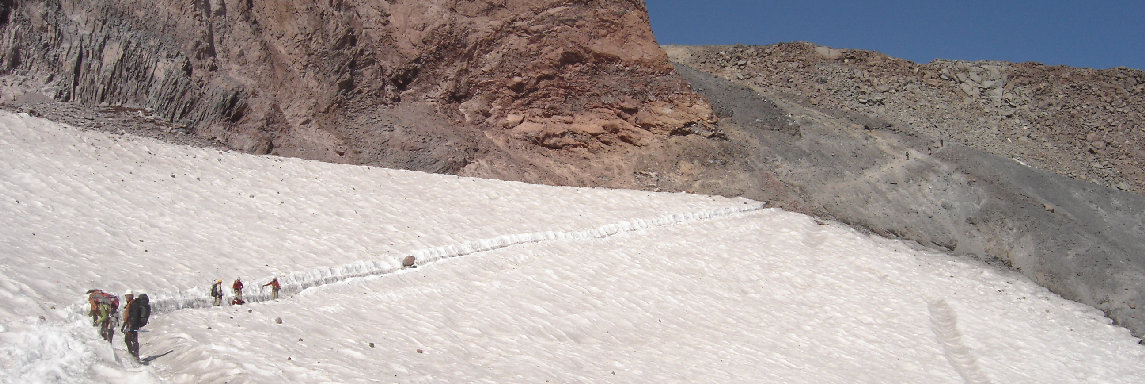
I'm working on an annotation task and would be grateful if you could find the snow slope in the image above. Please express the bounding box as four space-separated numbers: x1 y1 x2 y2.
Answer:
0 111 1142 383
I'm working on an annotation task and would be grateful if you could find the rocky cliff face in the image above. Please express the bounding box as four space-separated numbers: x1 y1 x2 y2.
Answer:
0 0 712 170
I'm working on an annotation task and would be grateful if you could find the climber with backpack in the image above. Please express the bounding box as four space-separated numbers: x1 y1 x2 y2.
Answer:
231 277 245 305
210 279 224 306
87 289 120 343
96 299 118 343
263 277 281 300
121 290 151 361
86 289 119 327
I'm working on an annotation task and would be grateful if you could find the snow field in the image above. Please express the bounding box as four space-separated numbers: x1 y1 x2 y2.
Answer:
0 111 755 321
150 211 1143 383
1 111 1143 383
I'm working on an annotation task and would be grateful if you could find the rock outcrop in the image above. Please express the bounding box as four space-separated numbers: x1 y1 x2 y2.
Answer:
0 0 712 168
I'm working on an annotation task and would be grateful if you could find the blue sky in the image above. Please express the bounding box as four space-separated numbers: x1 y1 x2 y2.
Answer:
646 1 1145 70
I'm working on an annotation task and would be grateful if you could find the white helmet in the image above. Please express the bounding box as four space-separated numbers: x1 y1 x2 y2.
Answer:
124 289 133 295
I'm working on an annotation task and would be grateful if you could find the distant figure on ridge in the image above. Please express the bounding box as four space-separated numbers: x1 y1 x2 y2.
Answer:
210 279 224 306
263 277 281 300
232 278 245 305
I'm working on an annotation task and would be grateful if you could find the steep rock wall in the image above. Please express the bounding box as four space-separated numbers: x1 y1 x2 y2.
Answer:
0 0 712 161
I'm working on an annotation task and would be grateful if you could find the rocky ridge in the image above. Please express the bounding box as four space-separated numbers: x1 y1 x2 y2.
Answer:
665 43 1145 194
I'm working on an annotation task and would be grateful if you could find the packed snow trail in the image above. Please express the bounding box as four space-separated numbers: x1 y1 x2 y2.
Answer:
142 203 766 314
1 110 760 322
0 308 160 383
36 203 765 383
150 210 1145 383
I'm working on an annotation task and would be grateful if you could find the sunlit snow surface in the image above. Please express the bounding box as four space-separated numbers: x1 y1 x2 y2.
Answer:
1 111 1141 383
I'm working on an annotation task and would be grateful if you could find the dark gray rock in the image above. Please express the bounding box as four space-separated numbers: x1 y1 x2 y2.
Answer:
675 61 1145 338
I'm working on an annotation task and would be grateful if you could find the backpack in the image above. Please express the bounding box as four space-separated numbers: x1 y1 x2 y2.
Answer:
89 291 120 314
97 302 113 323
133 294 151 328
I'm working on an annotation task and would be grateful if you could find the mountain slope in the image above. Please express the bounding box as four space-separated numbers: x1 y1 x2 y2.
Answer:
2 0 1144 342
665 44 1145 338
667 43 1145 194
1 111 1142 383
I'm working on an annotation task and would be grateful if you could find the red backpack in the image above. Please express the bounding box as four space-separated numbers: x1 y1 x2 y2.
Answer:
88 290 120 313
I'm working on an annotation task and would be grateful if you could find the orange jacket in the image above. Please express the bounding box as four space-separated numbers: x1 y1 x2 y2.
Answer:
121 298 135 326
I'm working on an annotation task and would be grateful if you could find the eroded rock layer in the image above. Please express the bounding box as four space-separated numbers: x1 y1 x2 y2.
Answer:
0 0 712 168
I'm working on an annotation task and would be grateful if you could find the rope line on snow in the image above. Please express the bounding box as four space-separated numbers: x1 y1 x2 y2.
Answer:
133 202 767 315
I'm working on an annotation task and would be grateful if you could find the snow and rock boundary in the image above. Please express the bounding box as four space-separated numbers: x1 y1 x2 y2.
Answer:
670 58 1145 339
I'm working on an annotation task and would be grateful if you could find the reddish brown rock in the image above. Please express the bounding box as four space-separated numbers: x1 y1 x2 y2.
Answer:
0 0 712 170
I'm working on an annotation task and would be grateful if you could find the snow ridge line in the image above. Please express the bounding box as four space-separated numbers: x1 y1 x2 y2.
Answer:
142 202 767 314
